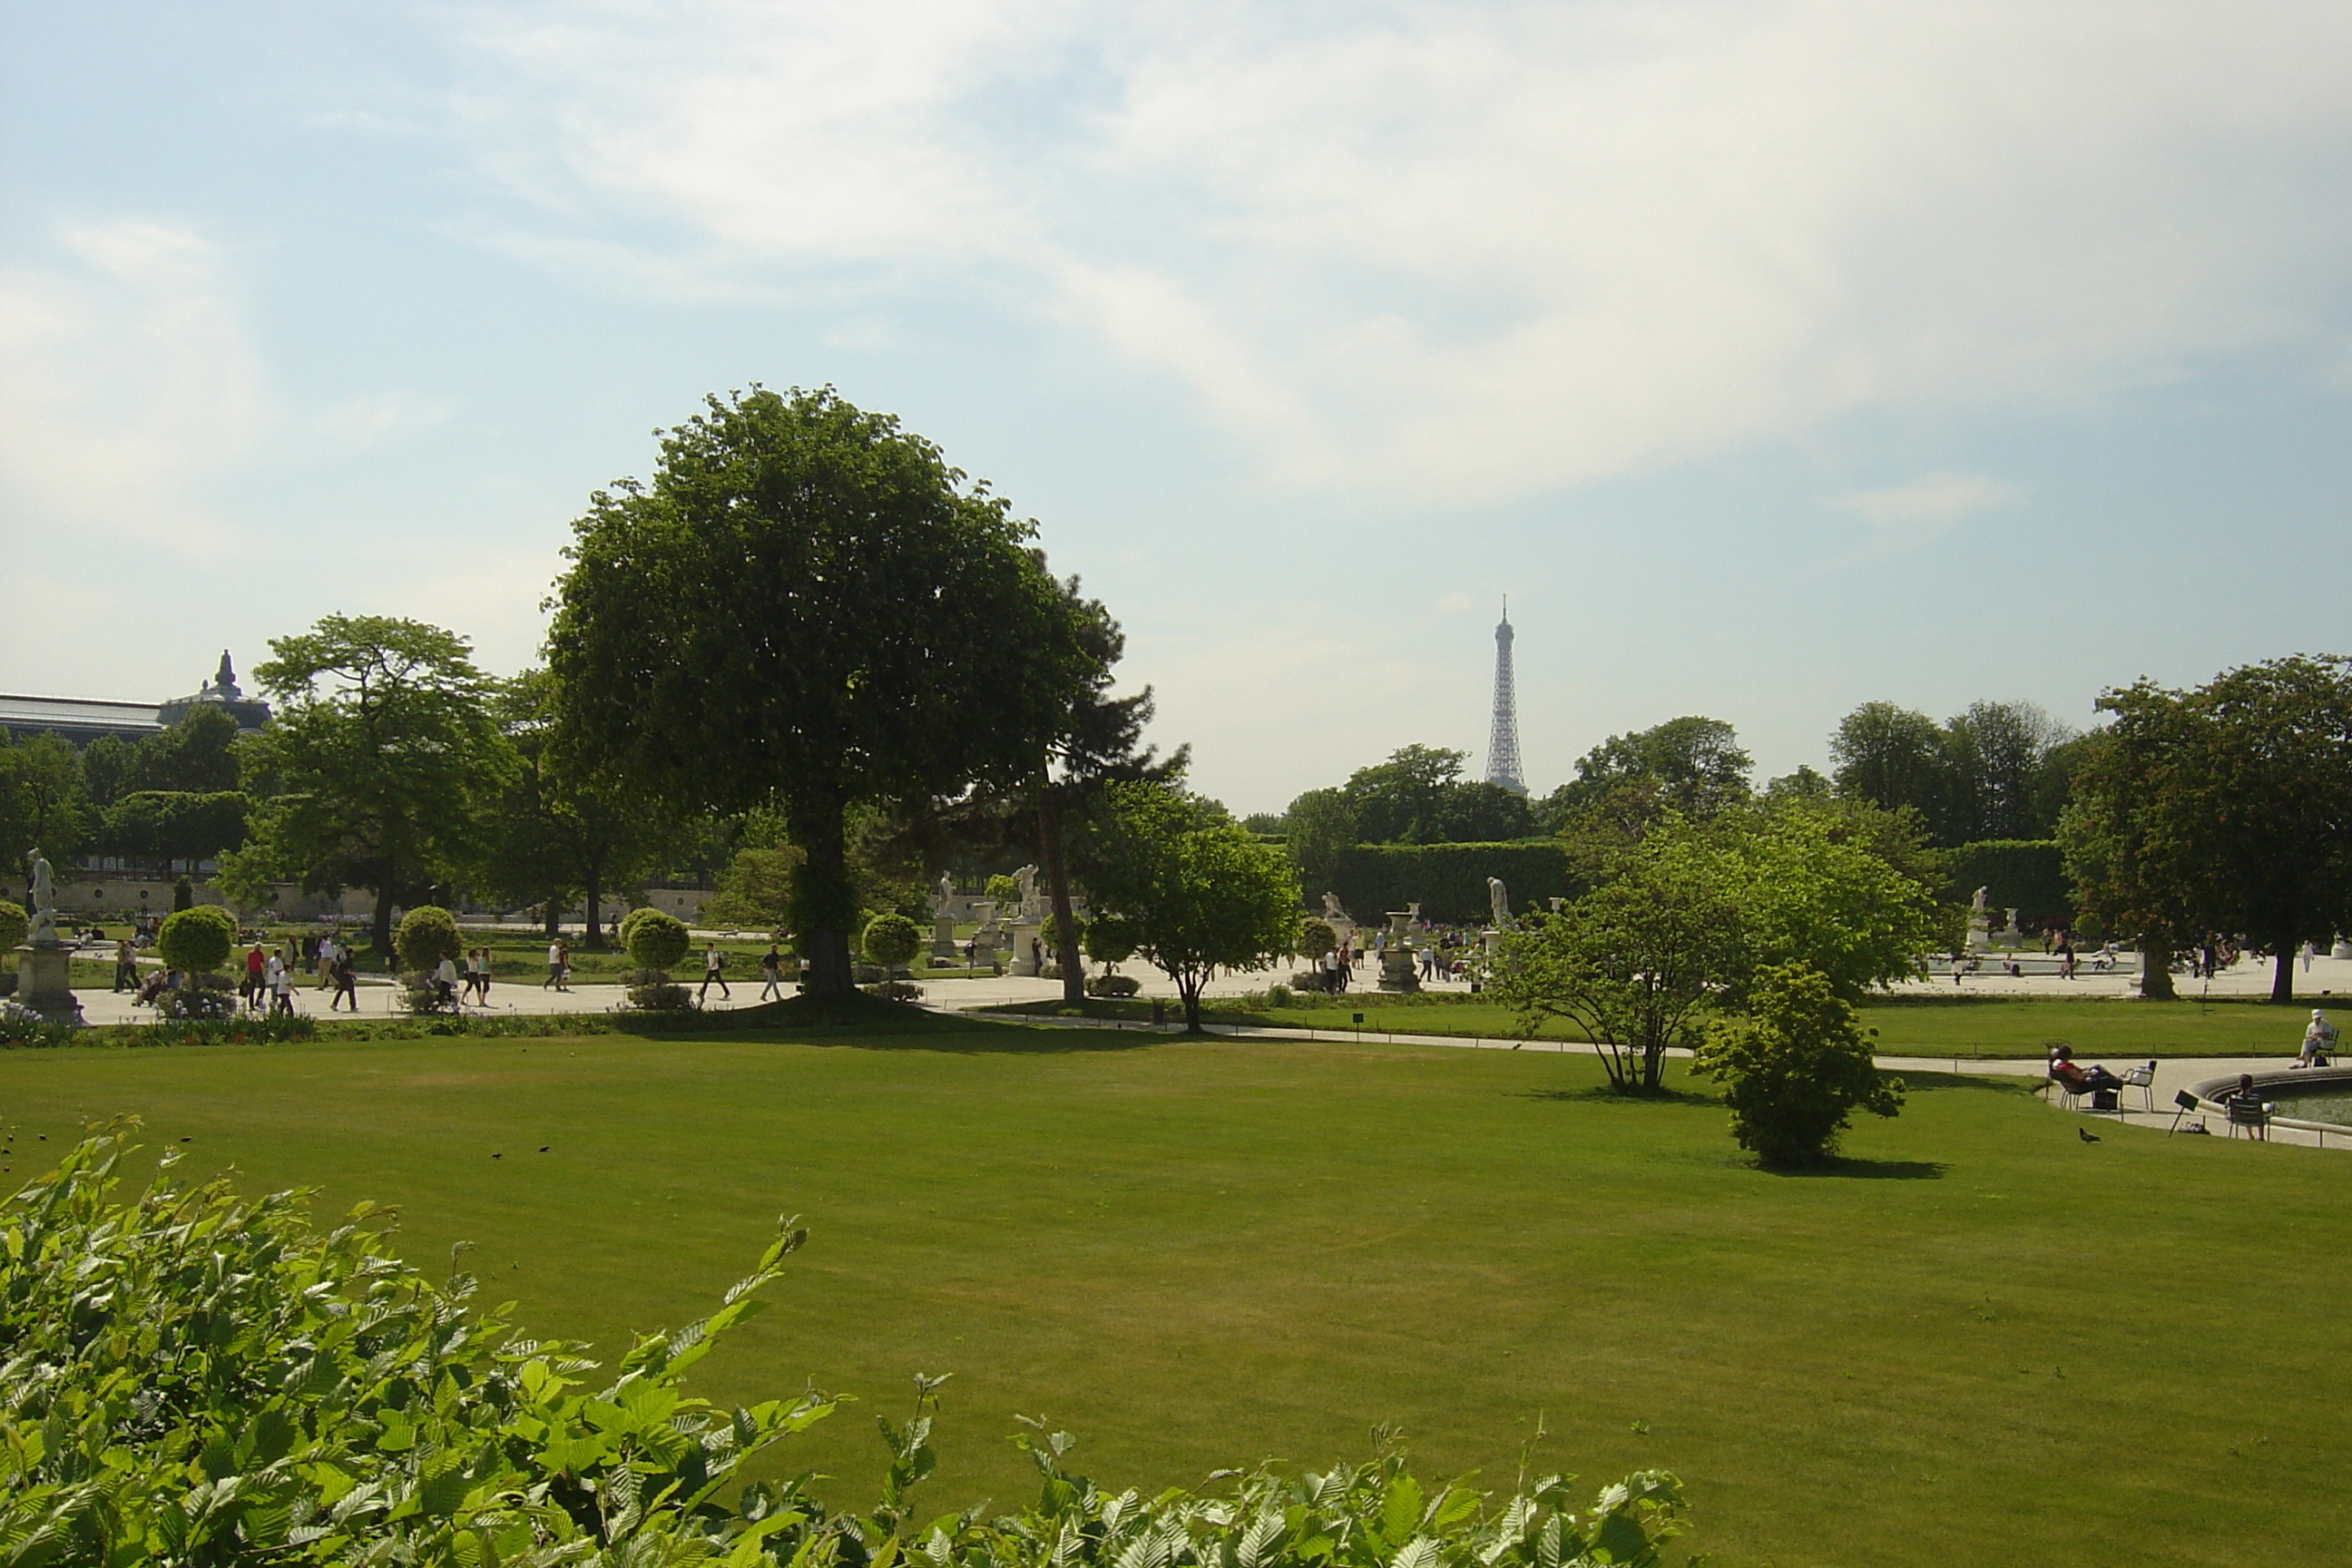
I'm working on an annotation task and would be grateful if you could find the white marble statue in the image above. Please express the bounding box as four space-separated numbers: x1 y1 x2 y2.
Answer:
24 848 56 944
933 872 956 916
1014 864 1042 920
1971 885 1989 914
1321 891 1349 923
1487 876 1511 928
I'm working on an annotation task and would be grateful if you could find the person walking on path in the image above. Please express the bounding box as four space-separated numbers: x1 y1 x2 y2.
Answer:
329 950 359 1012
271 961 296 1016
434 953 460 1010
544 939 568 991
759 946 785 1001
475 946 494 1005
243 943 267 1010
113 937 136 993
700 943 730 1004
263 952 284 1012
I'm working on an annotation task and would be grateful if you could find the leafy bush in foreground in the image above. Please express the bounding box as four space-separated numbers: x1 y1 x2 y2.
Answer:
1 1126 1691 1567
1694 961 1905 1167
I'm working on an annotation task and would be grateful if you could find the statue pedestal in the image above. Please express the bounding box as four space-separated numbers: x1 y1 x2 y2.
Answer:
15 941 83 1025
929 912 960 965
1008 919 1043 976
1377 909 1421 994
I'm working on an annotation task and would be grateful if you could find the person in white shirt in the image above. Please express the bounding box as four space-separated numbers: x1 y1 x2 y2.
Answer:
544 941 565 991
435 955 460 1009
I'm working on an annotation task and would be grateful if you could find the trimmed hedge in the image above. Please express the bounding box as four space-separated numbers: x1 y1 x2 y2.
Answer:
1947 838 2071 924
1328 840 1585 926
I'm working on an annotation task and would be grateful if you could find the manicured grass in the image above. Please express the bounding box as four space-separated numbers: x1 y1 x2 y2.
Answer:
0 1017 2344 1565
1002 993 2335 1060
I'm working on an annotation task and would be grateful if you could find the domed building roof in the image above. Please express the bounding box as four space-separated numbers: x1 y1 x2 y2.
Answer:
156 651 271 733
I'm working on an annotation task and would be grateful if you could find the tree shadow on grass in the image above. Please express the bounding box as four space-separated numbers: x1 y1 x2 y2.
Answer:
617 998 1166 1055
1517 1085 1722 1109
1754 1156 1950 1180
1889 1070 2039 1094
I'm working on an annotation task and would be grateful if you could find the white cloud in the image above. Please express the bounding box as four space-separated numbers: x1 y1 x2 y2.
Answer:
448 0 2352 504
1832 471 2017 555
0 220 268 544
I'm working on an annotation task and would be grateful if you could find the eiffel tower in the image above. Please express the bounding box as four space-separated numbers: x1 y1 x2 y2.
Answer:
1485 598 1526 796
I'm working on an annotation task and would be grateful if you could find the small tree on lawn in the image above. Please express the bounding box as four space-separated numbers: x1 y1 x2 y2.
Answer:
0 901 24 954
1490 828 1745 1093
395 906 462 975
1297 918 1338 964
1693 961 1905 1166
157 906 235 980
1080 781 1299 1033
861 913 923 973
1083 914 1135 972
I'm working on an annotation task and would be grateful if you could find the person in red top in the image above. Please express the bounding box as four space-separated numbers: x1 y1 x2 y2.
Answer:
242 944 267 1011
2049 1044 2123 1094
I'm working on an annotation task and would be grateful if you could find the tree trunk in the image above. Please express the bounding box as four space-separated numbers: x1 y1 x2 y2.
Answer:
543 897 563 939
1040 791 1085 1006
372 880 397 968
2273 936 2297 1004
795 802 857 995
1180 972 1205 1033
1642 1041 1666 1093
583 857 605 950
2137 939 2177 1000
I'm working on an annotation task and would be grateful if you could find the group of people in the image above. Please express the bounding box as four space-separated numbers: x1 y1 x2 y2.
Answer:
429 948 502 1010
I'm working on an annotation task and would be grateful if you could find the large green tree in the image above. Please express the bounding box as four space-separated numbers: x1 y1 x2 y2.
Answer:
487 671 685 946
2062 657 2352 1004
1537 716 1752 836
226 616 514 956
546 387 1092 994
1830 698 2076 847
0 732 92 879
1081 780 1301 1032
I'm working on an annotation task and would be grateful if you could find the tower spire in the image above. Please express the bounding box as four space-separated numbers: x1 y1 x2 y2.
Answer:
1485 597 1525 796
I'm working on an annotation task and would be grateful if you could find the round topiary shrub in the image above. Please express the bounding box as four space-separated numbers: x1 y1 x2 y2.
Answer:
0 901 26 953
860 913 923 971
1083 915 1137 970
1298 918 1337 961
395 906 463 972
158 906 236 975
1084 974 1141 998
625 908 691 973
617 906 659 951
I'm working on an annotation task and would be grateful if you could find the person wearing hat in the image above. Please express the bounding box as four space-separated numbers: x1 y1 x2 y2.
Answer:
2297 1010 2337 1068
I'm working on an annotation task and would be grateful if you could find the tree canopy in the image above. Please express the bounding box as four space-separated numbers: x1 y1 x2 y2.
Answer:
546 387 1093 993
1829 698 2080 848
1081 780 1301 1032
1535 716 1753 838
2061 656 2352 1003
224 615 513 956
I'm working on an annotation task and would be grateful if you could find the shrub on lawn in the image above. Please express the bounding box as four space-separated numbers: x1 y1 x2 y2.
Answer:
0 900 25 952
1298 917 1338 961
861 979 926 1002
1695 961 1906 1167
1085 974 1141 998
625 907 691 972
860 912 923 971
157 905 237 975
394 905 462 971
1083 913 1137 970
0 1122 1691 1566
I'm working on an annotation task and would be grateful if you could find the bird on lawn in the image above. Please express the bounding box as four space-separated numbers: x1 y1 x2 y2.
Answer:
2078 1127 2101 1143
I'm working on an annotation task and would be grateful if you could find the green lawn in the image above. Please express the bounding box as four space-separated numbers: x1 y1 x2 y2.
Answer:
1 1016 2344 1565
1006 992 2335 1060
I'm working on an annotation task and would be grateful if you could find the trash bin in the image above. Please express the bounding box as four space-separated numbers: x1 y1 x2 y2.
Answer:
1151 999 1166 1029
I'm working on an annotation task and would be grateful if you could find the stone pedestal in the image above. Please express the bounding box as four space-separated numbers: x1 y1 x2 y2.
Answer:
929 912 961 965
1008 919 1044 976
2335 939 2352 961
14 941 83 1025
1377 909 1421 994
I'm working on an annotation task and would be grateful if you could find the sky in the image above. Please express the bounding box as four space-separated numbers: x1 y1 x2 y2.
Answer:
3 0 2348 815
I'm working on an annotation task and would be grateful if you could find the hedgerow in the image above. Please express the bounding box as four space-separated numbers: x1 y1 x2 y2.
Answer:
0 1124 1692 1566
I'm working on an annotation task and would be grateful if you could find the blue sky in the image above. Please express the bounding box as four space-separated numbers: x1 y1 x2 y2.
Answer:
5 0 2348 814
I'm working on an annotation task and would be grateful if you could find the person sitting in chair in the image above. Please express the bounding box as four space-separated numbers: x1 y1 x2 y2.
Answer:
2050 1044 2124 1094
2297 1010 2337 1068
